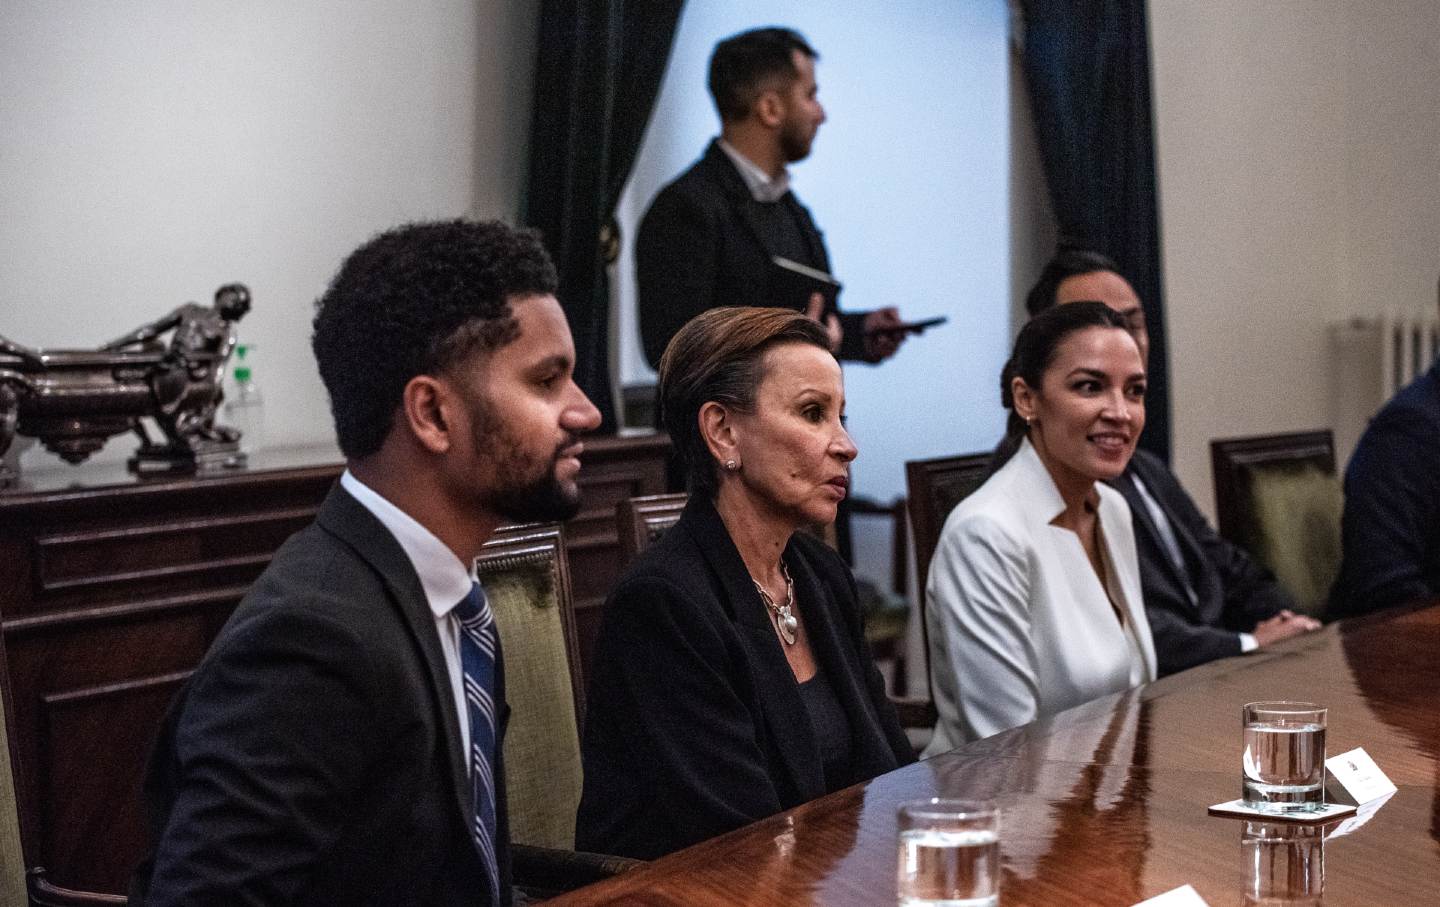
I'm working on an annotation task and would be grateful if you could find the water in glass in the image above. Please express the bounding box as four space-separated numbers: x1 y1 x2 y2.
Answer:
897 827 999 907
1242 721 1326 811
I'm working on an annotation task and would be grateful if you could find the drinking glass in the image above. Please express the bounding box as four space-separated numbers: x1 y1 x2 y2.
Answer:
896 798 999 907
1242 701 1327 812
1242 821 1325 906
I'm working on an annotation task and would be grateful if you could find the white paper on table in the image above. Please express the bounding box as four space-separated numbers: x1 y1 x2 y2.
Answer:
1131 883 1210 906
1325 747 1398 806
1326 789 1397 839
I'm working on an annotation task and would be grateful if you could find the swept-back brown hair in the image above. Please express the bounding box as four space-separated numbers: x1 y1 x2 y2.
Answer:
659 306 831 496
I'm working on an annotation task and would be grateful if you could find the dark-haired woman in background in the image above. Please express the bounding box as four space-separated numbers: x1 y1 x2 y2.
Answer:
924 302 1155 754
576 306 912 859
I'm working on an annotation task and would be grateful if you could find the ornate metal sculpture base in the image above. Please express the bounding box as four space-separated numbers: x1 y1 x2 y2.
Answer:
130 438 247 475
0 284 251 484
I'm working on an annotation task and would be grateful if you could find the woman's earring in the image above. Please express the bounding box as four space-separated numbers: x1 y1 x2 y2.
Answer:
724 459 738 471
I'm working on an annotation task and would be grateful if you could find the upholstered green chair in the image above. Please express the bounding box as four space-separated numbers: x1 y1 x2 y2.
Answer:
476 522 638 898
1211 430 1342 619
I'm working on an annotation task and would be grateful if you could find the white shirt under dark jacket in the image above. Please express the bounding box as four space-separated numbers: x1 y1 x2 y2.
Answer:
923 439 1156 754
340 470 476 762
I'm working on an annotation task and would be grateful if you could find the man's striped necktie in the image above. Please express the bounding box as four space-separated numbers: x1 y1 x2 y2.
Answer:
455 582 501 904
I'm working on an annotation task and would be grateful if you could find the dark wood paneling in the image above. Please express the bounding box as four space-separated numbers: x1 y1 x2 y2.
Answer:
0 433 668 897
39 673 189 893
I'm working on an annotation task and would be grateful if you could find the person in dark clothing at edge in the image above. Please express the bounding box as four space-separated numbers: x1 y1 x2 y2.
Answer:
1330 278 1440 618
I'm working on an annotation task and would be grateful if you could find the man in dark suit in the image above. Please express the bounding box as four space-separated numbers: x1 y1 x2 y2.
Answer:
130 220 602 906
1028 249 1318 676
636 26 906 369
1330 287 1440 617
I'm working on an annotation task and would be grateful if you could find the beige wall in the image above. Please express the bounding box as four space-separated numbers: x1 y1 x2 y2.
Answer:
0 0 539 467
1149 0 1440 516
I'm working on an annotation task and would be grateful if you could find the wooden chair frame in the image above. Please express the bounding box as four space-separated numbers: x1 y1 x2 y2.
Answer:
904 450 991 677
615 493 688 567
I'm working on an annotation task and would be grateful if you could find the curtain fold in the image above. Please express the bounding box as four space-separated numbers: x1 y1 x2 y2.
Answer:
1021 0 1171 461
524 0 684 433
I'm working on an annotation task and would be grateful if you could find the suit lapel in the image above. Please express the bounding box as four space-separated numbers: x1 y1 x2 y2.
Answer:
783 194 830 273
1110 466 1200 615
680 497 826 802
316 486 473 832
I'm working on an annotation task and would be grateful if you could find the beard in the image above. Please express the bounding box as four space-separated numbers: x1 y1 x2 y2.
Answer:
779 118 815 163
486 456 582 524
467 394 583 525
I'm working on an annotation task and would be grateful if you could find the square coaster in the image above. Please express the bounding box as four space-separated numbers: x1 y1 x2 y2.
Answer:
1207 798 1356 823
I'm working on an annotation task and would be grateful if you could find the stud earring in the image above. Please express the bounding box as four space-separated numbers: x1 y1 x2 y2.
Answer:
724 459 738 471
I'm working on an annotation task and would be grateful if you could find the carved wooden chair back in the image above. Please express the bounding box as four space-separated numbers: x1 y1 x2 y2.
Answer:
615 493 688 566
1210 430 1341 617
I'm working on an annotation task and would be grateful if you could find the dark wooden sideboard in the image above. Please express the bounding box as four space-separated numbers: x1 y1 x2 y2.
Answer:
0 433 668 895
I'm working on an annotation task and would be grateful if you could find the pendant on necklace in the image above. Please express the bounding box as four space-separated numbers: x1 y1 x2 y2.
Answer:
775 604 798 645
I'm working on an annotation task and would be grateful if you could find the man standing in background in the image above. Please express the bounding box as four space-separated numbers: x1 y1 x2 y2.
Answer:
636 26 906 369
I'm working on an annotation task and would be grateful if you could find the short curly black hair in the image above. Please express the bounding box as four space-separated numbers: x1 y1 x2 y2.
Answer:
312 219 558 459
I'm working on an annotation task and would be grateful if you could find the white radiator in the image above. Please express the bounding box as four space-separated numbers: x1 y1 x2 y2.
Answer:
1328 310 1440 465
1379 311 1440 398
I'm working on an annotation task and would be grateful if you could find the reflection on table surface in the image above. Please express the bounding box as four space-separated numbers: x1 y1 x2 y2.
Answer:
546 603 1440 906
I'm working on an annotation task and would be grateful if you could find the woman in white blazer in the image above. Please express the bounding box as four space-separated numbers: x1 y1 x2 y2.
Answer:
925 302 1155 754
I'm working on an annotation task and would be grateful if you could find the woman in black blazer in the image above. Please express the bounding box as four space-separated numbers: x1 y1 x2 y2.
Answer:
576 307 913 859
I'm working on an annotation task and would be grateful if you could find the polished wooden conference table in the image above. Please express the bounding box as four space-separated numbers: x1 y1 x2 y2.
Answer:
547 604 1440 905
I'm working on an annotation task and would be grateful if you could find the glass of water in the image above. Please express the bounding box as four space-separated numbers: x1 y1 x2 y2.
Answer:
896 798 999 907
1242 701 1327 813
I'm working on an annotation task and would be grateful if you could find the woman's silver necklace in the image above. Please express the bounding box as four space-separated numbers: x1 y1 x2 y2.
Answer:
753 563 798 645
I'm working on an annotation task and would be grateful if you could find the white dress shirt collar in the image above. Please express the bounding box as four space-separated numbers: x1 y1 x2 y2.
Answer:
717 138 792 203
339 470 474 617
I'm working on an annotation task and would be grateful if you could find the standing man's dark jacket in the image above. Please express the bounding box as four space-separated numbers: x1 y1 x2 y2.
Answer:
130 486 508 907
636 139 868 367
1331 359 1440 617
1109 449 1290 676
576 496 913 860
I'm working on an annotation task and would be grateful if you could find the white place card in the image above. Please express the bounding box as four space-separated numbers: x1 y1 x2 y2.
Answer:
1132 884 1209 906
1325 747 1397 806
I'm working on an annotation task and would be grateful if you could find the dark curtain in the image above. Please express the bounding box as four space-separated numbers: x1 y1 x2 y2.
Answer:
523 0 684 433
1021 0 1171 461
